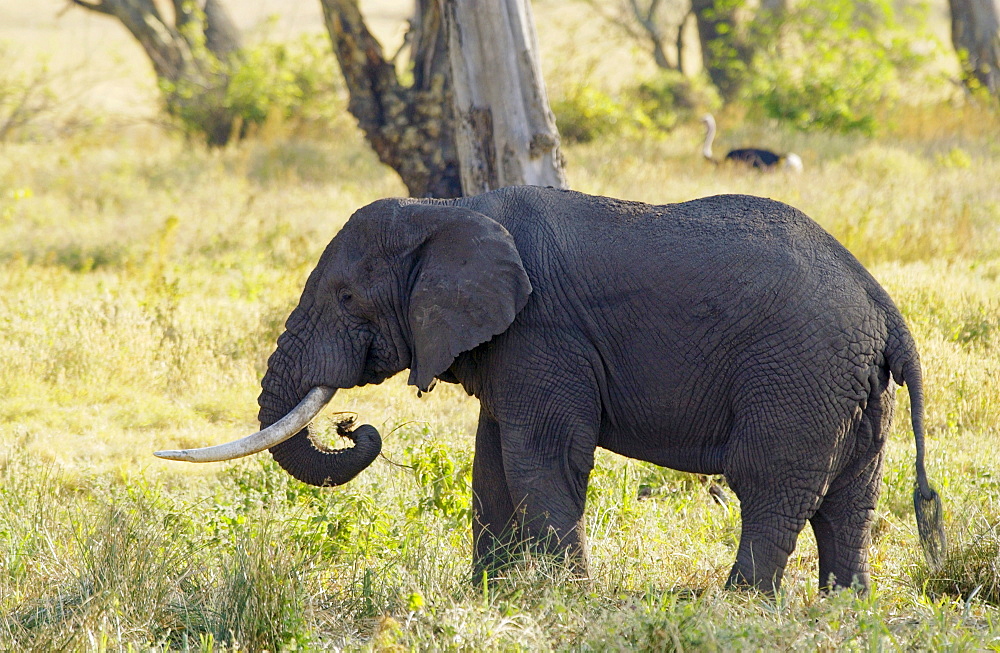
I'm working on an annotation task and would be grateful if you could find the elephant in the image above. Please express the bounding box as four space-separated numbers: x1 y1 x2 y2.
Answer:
157 185 945 593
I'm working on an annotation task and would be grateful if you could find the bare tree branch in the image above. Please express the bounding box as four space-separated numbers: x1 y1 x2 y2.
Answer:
583 0 682 70
67 0 114 16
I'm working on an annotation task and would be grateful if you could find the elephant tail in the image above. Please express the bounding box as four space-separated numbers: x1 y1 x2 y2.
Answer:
885 313 946 569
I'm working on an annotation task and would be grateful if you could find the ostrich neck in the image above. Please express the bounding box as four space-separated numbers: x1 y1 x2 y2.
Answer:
702 122 716 160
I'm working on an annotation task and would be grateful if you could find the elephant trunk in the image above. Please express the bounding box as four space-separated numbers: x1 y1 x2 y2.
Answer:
258 366 381 487
267 421 382 487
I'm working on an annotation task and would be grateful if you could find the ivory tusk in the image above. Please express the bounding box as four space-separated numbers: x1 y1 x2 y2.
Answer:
154 386 336 463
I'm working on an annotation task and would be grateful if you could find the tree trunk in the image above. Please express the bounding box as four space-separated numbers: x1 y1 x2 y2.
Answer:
443 0 567 194
199 0 242 58
690 0 755 100
949 0 1000 96
318 0 462 198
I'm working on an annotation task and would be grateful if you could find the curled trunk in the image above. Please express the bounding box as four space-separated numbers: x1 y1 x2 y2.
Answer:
267 422 382 487
259 386 381 487
155 384 381 485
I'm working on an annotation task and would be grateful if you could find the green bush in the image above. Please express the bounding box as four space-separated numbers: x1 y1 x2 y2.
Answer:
162 34 341 146
554 73 720 143
406 439 472 526
627 71 721 132
747 0 936 134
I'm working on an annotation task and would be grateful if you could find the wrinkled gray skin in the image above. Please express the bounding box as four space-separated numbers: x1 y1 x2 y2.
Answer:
260 186 938 593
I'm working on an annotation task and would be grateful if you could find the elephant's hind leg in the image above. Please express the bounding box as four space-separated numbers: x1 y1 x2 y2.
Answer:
724 424 830 593
810 378 892 593
809 453 883 593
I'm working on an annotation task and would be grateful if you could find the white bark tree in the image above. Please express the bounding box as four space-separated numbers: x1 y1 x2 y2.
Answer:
321 0 565 196
443 0 567 193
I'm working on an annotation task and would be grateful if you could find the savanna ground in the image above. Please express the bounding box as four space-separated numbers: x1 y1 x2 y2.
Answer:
2 0 1000 650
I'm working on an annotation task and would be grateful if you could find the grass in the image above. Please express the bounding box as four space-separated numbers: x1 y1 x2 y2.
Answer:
2 3 1000 650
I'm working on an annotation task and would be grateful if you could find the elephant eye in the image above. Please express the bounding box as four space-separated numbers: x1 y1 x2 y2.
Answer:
338 288 354 305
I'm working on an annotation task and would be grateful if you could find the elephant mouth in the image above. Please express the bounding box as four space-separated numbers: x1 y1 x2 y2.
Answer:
154 386 336 462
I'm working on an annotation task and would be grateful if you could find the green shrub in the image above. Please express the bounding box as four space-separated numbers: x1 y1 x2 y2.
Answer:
554 73 720 143
406 438 472 526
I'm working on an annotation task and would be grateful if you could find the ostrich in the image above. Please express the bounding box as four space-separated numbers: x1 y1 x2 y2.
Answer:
701 114 803 172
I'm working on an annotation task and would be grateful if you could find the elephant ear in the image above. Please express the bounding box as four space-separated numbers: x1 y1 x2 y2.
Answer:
402 203 532 392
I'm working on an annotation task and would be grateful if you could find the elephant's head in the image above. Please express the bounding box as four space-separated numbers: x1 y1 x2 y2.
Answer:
155 200 531 486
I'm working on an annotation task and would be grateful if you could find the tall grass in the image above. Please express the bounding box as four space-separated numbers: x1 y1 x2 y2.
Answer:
1 44 1000 650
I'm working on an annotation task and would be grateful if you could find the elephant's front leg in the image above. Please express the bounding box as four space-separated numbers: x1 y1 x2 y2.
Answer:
471 412 519 581
499 405 598 578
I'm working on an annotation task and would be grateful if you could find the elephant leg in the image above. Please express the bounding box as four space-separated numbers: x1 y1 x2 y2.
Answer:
811 402 889 593
503 455 594 577
472 412 519 581
475 349 601 577
809 468 880 593
725 436 828 592
499 408 598 578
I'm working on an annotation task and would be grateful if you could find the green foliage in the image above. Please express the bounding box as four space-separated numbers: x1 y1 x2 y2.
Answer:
552 83 631 144
161 34 341 146
406 435 473 525
747 0 938 134
217 458 369 559
224 36 341 135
